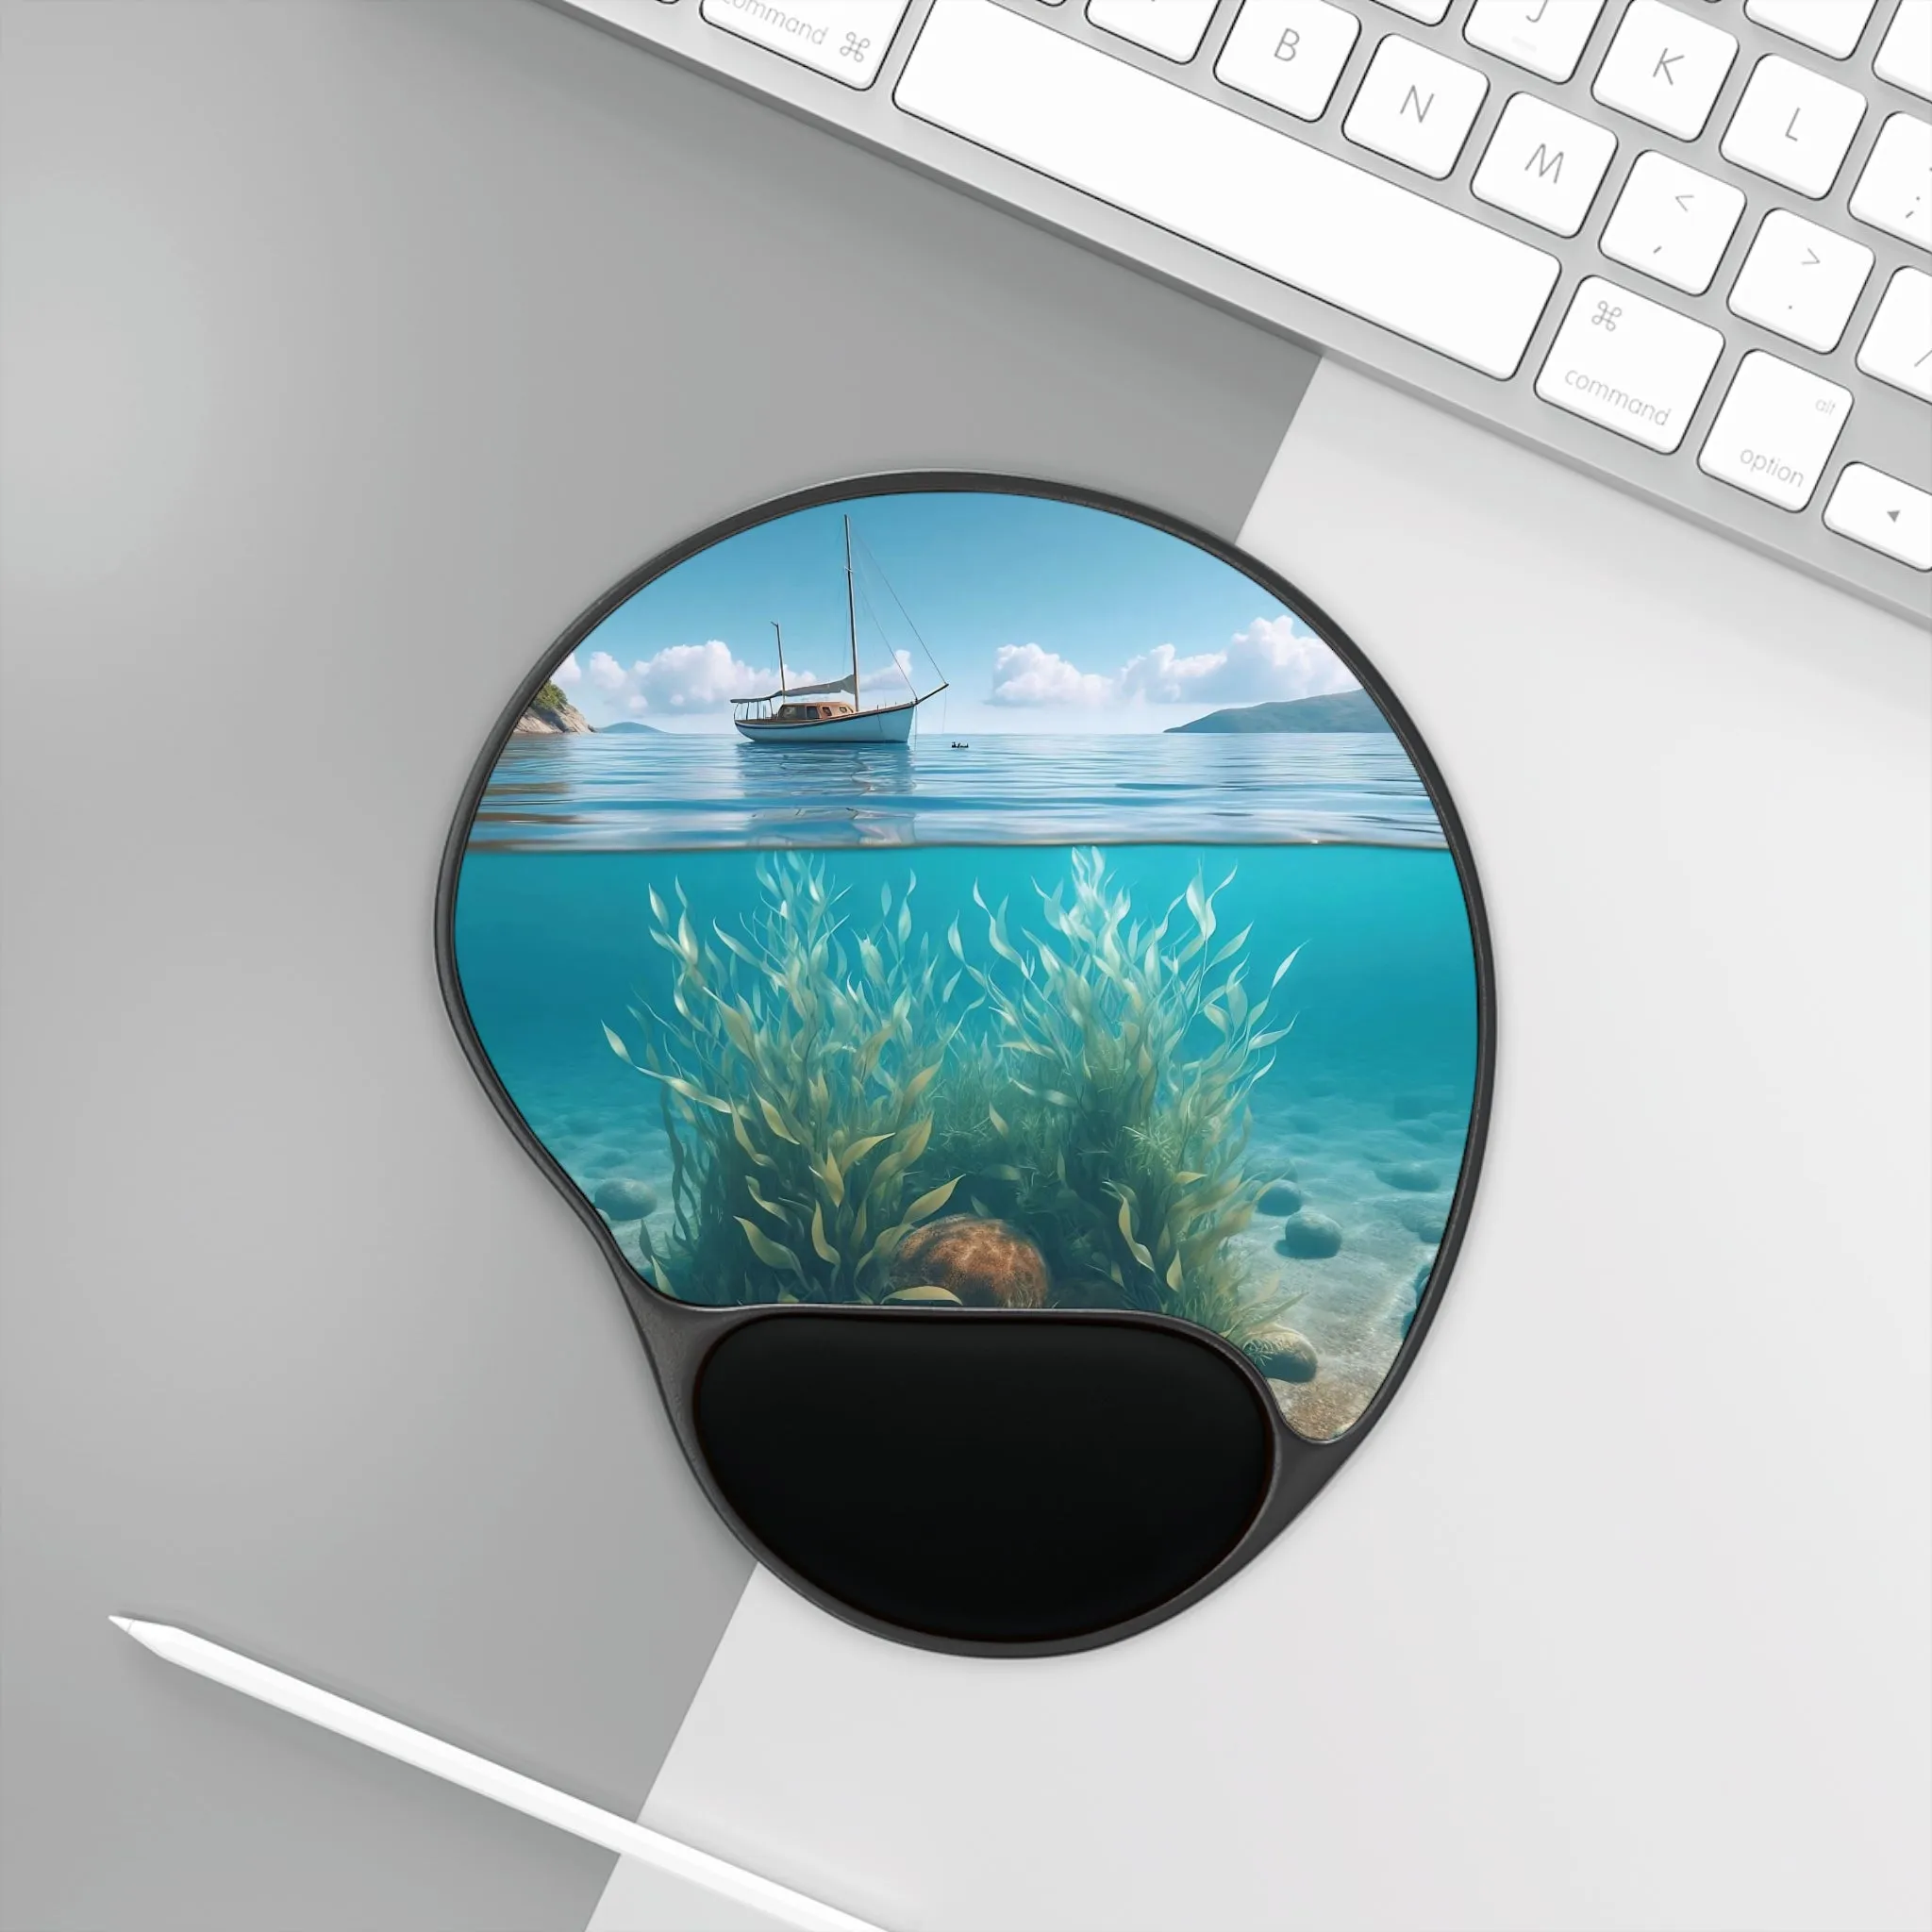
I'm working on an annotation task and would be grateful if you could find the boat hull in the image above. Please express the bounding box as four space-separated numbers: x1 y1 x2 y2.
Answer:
734 703 918 745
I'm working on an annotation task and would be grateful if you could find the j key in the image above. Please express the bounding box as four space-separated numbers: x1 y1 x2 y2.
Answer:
1465 0 1607 83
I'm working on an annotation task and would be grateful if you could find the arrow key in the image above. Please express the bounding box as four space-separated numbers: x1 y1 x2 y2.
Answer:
1824 465 1932 572
1601 151 1746 295
1728 208 1874 351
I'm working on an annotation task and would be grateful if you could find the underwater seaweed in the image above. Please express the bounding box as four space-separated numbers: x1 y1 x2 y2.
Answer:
606 847 1304 1361
949 848 1303 1357
603 855 968 1304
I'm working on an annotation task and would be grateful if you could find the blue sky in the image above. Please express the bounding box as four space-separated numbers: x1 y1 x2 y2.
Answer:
554 491 1356 734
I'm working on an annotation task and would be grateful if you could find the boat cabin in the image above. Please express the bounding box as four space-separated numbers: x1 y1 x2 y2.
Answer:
772 699 856 724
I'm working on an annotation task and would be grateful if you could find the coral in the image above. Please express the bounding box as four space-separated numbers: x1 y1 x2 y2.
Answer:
889 1214 1049 1308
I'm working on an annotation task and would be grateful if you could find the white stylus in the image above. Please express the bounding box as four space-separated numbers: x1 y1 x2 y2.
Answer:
109 1616 883 1932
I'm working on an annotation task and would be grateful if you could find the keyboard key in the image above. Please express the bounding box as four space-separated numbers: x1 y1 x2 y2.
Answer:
1824 464 1932 568
1379 0 1451 22
1592 1 1737 141
1849 112 1932 245
698 0 911 88
1473 92 1618 235
1343 35 1489 177
1743 0 1876 62
1088 0 1218 62
1535 275 1724 451
1720 55 1866 196
1599 150 1747 293
1874 1 1931 98
1465 0 1607 84
1727 208 1874 350
1857 265 1932 397
1698 350 1851 508
1216 0 1361 122
1855 264 1932 395
895 0 1560 376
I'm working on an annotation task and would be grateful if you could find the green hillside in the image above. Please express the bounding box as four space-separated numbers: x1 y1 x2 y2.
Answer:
1168 689 1391 734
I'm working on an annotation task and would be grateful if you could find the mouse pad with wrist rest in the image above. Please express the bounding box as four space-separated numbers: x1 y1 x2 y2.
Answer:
439 475 1491 1653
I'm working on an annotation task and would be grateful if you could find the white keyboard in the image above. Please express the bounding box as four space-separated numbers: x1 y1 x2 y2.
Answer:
553 0 1932 618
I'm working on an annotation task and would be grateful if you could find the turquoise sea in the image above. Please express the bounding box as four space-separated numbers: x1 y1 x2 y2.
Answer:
453 732 1479 1440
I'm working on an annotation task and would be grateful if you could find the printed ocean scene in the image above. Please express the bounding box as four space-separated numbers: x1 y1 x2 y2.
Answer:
451 491 1482 1441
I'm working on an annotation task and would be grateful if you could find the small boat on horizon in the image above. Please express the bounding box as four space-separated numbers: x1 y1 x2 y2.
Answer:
732 515 947 746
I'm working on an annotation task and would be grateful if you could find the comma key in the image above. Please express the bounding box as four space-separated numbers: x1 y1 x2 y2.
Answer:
1698 351 1852 511
1535 275 1724 453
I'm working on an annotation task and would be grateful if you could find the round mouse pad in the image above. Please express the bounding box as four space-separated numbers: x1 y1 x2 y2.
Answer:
440 476 1492 1653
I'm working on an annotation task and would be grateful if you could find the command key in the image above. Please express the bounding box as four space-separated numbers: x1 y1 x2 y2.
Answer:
1536 277 1725 455
700 0 912 89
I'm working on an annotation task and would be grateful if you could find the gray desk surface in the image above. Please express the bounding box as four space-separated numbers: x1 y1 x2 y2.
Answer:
0 3 1313 1926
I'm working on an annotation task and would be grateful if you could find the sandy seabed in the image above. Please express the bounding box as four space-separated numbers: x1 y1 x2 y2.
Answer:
515 1076 1468 1444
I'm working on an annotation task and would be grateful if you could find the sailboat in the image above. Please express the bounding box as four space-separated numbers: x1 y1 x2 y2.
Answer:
731 515 947 745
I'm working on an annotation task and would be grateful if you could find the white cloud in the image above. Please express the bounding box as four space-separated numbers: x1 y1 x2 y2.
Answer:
987 616 1355 710
587 649 628 692
629 641 764 712
552 651 582 687
579 638 806 720
988 642 1114 708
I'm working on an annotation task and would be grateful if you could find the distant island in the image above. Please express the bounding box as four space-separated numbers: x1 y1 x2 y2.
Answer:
598 720 662 734
513 681 592 735
1168 689 1391 735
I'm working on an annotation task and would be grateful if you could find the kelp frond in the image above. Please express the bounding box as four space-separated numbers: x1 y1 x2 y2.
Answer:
604 854 965 1304
954 848 1297 1345
608 848 1300 1346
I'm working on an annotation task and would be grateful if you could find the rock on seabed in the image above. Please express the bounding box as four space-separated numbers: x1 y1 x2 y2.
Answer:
1395 1199 1449 1241
1376 1161 1441 1191
1257 1179 1305 1216
592 1175 658 1223
1276 1210 1343 1259
1248 1324 1319 1383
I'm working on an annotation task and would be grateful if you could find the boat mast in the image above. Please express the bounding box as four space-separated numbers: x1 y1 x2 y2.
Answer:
771 621 788 698
843 514 859 708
